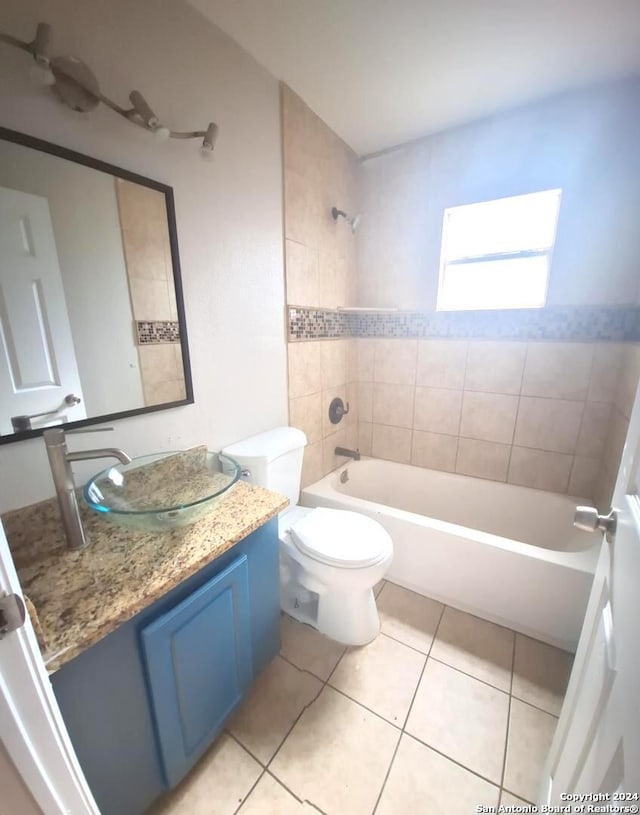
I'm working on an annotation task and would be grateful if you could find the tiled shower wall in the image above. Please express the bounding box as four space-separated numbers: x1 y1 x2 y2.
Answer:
355 338 639 503
282 84 362 481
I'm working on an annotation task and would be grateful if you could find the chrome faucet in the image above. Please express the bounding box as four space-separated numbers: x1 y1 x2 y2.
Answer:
44 426 132 551
334 446 361 461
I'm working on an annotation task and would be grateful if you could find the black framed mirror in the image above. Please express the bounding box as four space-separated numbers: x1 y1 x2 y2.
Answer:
0 126 193 445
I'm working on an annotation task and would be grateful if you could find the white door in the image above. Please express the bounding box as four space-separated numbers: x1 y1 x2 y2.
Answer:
542 388 640 802
0 521 99 815
0 186 85 435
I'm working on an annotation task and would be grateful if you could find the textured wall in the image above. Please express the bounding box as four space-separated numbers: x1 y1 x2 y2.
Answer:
0 0 287 511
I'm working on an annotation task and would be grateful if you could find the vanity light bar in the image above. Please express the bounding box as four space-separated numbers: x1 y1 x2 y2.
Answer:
0 22 219 159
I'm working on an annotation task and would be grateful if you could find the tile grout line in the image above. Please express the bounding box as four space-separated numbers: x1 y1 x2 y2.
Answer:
498 630 517 804
371 602 447 815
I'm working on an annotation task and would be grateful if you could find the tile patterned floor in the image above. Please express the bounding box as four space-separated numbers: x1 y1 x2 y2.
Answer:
149 580 573 815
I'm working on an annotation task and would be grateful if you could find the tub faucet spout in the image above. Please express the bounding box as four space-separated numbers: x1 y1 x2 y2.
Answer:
335 446 360 461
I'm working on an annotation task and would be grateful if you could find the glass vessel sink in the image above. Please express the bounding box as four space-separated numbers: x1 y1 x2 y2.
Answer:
83 447 241 532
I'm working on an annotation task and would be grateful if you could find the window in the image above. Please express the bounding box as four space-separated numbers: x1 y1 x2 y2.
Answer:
436 189 562 311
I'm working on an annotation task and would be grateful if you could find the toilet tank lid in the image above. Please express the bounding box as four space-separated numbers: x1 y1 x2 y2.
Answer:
222 426 307 463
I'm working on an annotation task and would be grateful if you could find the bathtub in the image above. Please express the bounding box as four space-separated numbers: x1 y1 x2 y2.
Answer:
300 458 599 652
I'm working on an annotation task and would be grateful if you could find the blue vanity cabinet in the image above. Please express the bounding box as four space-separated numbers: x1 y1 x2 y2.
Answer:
50 517 280 815
141 554 253 788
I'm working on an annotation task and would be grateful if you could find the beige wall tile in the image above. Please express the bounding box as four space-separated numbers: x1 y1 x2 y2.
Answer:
357 382 373 422
588 342 622 403
284 168 320 248
143 379 186 406
416 340 467 389
358 421 373 455
285 240 318 306
346 339 359 382
593 464 617 512
603 408 629 476
357 339 376 381
576 401 612 458
138 344 180 386
460 392 518 444
288 342 321 398
414 387 463 435
320 340 349 389
521 342 594 400
372 424 412 463
465 341 527 395
411 430 457 472
568 456 600 500
372 383 415 428
301 441 323 488
289 392 322 444
322 425 358 473
514 397 584 453
456 438 511 482
321 387 351 436
318 252 349 308
615 343 640 419
508 447 573 492
374 340 418 385
129 278 173 321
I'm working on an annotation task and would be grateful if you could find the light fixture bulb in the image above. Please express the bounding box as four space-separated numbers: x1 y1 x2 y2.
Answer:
153 125 170 142
29 61 55 86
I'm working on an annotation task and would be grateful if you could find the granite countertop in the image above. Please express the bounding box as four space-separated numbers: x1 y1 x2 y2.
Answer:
2 481 287 673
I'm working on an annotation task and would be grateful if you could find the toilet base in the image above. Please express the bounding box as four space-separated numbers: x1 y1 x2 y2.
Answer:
281 584 380 647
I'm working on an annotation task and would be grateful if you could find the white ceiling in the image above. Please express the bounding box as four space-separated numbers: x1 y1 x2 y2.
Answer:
189 0 640 156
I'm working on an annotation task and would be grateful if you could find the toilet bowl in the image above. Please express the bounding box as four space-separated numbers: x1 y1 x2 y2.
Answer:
279 506 393 645
221 427 393 646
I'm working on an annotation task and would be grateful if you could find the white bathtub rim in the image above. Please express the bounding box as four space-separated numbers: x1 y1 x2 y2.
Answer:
300 481 599 575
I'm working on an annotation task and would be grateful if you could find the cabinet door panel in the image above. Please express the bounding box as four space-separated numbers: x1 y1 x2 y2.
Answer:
141 554 252 788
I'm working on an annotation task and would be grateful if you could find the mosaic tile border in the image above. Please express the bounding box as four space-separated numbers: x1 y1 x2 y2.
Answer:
288 305 640 342
135 320 181 345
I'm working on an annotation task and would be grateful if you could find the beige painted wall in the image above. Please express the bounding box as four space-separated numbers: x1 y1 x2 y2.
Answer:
358 78 640 310
282 85 362 481
0 0 287 511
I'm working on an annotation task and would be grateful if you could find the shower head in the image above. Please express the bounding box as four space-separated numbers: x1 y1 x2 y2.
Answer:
331 206 362 234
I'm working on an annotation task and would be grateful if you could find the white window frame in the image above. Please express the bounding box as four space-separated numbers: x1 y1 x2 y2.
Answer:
436 189 562 312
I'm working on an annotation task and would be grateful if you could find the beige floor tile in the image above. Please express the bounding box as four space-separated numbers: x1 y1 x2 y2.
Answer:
149 733 261 814
270 685 400 815
501 790 533 807
280 615 345 681
430 606 514 691
228 656 322 764
374 579 386 597
377 582 444 653
512 634 573 716
504 699 558 803
406 659 509 783
237 773 305 814
330 634 425 725
376 734 500 815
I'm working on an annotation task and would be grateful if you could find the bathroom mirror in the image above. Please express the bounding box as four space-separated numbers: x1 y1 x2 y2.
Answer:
0 126 193 444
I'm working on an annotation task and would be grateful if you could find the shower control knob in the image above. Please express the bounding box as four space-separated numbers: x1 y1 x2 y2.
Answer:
573 506 617 539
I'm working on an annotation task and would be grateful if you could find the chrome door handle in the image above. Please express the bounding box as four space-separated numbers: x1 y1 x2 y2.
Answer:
11 393 82 432
574 506 617 539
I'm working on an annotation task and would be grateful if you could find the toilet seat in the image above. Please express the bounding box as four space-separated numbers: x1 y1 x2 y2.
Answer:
288 507 391 569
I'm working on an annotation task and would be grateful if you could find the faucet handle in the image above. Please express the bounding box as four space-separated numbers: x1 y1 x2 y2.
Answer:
66 426 114 434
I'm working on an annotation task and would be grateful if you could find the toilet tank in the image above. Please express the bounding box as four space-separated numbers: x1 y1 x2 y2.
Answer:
221 427 307 509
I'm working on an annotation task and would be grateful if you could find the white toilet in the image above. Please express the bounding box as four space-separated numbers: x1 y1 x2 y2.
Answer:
222 427 393 646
